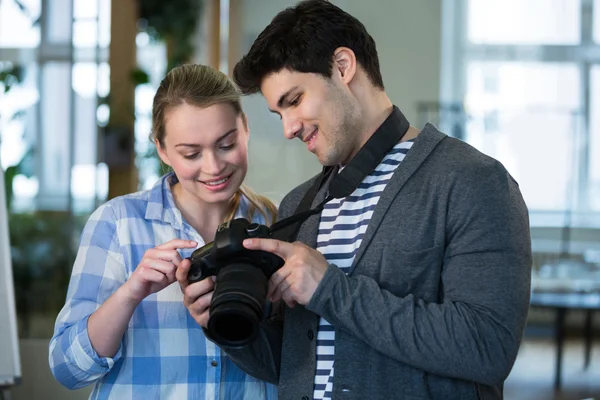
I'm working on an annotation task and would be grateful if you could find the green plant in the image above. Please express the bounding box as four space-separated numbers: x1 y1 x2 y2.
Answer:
138 0 204 71
9 211 85 337
0 63 34 210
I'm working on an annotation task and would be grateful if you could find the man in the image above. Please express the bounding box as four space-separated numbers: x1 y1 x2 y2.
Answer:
177 1 532 399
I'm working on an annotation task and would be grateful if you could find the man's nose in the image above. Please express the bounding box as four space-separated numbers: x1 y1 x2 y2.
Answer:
283 116 303 140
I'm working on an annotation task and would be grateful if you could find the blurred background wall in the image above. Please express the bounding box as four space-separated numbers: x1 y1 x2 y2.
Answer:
1 0 599 399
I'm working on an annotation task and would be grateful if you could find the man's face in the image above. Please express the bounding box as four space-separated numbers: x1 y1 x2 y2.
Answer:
260 69 362 166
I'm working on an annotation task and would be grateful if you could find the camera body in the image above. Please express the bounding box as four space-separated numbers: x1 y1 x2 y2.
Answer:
186 218 284 348
187 218 284 283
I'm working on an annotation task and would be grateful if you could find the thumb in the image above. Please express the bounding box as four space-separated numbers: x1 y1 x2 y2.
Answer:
176 258 191 289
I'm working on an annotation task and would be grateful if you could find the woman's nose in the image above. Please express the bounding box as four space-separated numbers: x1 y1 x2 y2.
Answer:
202 151 225 174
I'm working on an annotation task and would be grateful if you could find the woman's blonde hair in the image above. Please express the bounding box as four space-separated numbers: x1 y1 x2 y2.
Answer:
151 64 277 225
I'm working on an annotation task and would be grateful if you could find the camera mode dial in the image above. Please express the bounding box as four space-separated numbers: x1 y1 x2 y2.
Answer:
245 223 262 237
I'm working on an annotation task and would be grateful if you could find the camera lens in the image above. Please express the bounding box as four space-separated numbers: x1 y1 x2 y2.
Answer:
207 263 268 347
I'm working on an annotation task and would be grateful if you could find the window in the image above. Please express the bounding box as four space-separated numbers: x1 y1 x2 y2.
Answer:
0 0 41 47
465 62 580 210
590 66 600 210
468 0 580 45
444 0 600 227
595 0 600 43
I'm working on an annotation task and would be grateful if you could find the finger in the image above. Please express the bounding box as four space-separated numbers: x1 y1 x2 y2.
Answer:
150 249 184 265
268 267 292 300
242 238 293 260
141 258 177 276
196 311 210 329
156 239 197 250
183 277 215 306
176 259 192 290
189 292 213 317
140 268 168 286
270 277 292 303
280 286 297 308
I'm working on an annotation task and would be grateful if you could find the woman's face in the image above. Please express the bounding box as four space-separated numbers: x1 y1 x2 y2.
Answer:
156 102 249 206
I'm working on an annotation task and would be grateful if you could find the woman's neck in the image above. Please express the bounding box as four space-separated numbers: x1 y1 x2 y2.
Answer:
171 183 230 243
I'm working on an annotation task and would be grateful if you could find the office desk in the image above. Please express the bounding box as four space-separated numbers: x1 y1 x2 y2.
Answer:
529 291 600 390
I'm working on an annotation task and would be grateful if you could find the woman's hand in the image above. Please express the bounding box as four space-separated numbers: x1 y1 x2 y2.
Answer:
123 239 198 303
176 259 215 328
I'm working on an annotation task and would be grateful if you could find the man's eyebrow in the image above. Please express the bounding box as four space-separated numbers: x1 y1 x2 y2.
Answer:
174 128 237 148
276 86 299 108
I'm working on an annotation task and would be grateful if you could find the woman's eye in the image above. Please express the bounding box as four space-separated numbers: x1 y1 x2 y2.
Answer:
220 143 235 151
184 153 199 160
289 96 301 106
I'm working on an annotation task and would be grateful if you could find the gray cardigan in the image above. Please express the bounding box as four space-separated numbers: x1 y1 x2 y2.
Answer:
224 124 532 399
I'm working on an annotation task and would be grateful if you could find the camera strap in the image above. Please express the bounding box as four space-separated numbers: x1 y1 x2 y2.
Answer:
270 106 410 242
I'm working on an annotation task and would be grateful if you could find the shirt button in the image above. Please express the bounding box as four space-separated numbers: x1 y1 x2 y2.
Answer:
307 330 314 340
211 360 218 367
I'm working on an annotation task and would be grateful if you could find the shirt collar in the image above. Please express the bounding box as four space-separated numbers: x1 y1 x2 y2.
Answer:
145 172 186 231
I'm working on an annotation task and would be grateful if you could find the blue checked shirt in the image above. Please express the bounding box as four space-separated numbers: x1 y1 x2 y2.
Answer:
49 173 278 400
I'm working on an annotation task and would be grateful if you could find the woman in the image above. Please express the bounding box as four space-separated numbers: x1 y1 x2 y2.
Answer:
49 64 278 399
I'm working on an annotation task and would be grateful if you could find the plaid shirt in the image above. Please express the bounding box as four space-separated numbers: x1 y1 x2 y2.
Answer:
49 173 278 400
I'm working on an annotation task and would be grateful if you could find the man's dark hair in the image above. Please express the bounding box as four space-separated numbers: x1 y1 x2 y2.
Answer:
233 0 384 95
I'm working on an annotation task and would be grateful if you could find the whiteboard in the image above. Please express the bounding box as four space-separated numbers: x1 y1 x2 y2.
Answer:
0 167 21 386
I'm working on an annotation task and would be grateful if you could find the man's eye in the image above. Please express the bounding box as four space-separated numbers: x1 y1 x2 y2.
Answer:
289 96 301 106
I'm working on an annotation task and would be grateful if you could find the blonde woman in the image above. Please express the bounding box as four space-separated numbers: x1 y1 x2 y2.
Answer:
49 64 278 400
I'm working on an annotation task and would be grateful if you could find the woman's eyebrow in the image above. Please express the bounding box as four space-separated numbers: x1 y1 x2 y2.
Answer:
175 128 237 148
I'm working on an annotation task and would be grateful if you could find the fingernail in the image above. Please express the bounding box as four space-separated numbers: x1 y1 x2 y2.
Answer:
243 239 252 247
211 276 216 282
190 241 197 245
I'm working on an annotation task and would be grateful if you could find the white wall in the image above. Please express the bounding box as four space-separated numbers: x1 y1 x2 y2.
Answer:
236 0 443 204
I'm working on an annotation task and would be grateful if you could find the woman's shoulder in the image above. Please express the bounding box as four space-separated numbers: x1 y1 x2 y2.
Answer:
88 187 154 224
91 174 173 223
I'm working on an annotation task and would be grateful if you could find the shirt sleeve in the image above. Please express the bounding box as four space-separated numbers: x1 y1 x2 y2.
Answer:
48 202 127 389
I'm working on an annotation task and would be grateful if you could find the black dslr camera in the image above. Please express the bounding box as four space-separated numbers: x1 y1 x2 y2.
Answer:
187 218 285 348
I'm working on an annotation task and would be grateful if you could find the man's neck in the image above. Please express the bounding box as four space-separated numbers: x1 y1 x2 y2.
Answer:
343 91 395 165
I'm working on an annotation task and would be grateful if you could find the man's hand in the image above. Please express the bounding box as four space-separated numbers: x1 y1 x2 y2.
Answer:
176 259 215 328
243 238 329 307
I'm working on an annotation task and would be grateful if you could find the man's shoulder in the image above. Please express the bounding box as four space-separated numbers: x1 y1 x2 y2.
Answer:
419 124 508 177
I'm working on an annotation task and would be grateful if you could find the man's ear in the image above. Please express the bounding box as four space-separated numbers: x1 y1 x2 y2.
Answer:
332 47 357 85
155 139 171 167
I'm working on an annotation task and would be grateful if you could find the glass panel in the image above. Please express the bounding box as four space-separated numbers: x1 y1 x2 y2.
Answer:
72 63 98 212
0 63 39 212
135 37 166 190
39 62 72 210
74 0 98 19
45 0 73 43
73 20 98 48
464 62 581 211
220 0 230 74
595 0 600 43
98 62 110 97
0 0 41 47
98 0 111 48
468 0 580 45
590 66 600 210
